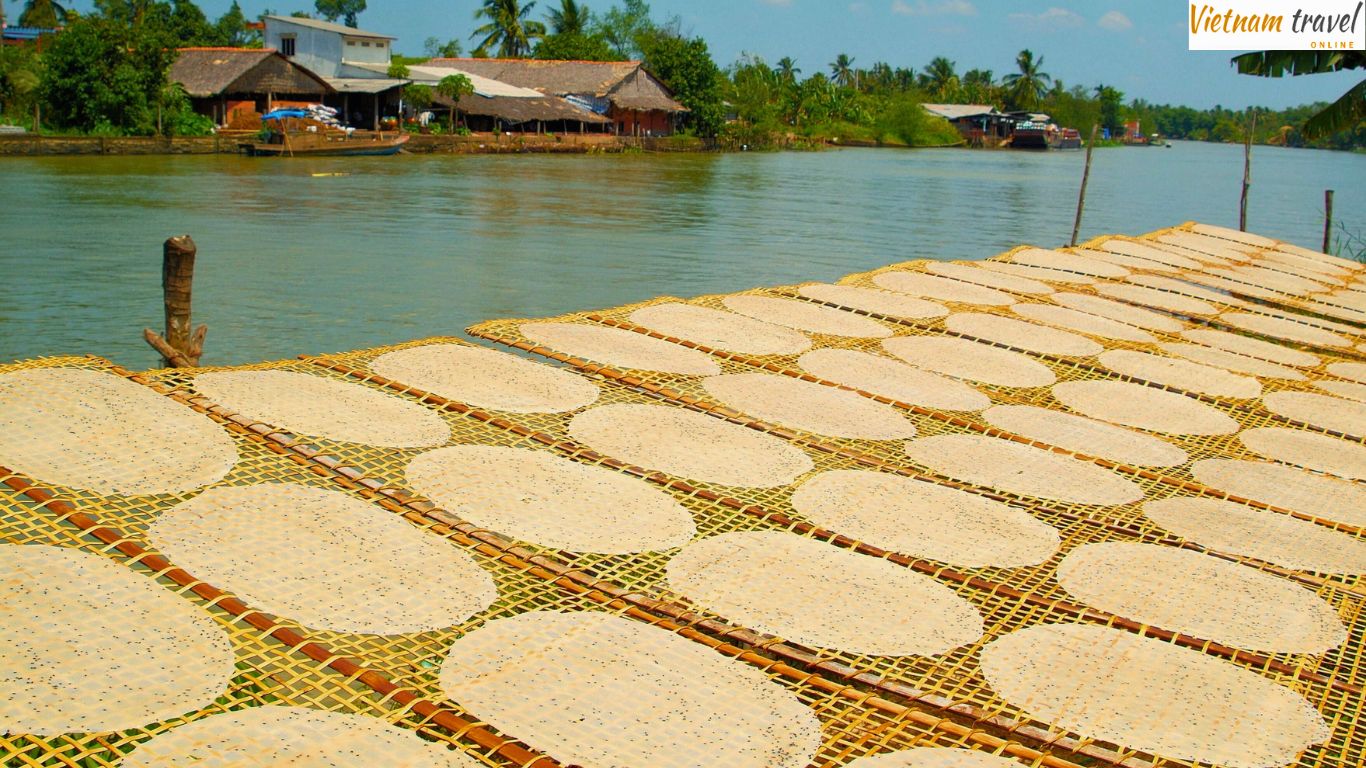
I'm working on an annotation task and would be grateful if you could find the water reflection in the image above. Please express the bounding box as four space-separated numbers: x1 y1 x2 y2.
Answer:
1 143 1361 368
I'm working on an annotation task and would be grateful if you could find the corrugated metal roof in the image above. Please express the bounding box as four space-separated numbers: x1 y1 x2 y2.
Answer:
264 15 395 40
324 77 406 94
346 62 543 98
922 104 1000 120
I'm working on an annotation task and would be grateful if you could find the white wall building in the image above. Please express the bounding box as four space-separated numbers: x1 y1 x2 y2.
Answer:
262 15 395 79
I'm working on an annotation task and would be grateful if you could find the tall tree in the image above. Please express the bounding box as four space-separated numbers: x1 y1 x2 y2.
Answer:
829 53 854 88
472 0 546 58
435 72 474 128
920 56 958 101
1002 48 1051 111
19 0 66 27
593 0 652 59
546 0 587 35
1232 51 1364 139
314 0 364 27
216 1 258 47
773 56 799 83
638 28 722 135
1094 84 1124 136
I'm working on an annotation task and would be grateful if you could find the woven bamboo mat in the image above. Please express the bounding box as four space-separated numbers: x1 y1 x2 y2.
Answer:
295 338 1363 768
85 354 1094 768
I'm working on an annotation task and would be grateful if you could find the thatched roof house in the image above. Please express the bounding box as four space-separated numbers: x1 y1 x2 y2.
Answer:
425 58 686 136
170 48 331 127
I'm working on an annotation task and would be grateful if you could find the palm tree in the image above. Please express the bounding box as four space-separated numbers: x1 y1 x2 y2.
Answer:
920 56 958 101
18 0 66 27
829 53 855 88
774 56 800 84
472 0 546 58
1002 49 1052 111
1233 51 1364 138
546 0 587 36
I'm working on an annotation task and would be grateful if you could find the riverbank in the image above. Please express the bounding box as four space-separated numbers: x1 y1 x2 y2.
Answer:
0 132 723 156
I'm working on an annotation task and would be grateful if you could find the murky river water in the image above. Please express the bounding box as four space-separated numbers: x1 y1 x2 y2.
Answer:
1 142 1361 368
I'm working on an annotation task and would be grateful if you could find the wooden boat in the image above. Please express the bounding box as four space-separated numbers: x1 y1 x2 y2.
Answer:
243 132 409 157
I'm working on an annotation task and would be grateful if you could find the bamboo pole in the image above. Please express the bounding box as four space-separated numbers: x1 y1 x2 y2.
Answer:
143 235 206 368
1239 111 1256 231
1323 189 1335 253
1069 124 1099 247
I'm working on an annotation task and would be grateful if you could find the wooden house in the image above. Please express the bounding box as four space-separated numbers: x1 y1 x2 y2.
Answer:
423 59 687 136
169 48 332 128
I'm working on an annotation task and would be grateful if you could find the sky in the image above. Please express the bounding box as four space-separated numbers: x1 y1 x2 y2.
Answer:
55 0 1363 109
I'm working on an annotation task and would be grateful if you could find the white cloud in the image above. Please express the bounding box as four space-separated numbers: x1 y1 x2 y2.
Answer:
1007 7 1086 29
1097 10 1133 31
891 0 978 17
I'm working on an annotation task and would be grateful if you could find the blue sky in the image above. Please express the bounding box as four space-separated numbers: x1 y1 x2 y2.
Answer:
60 0 1362 108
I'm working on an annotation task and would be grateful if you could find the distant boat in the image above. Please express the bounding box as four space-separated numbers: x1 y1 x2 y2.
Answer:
242 107 410 157
243 133 409 157
1050 128 1082 150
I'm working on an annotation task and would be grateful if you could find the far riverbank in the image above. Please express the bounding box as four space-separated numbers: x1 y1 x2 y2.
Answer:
0 133 721 156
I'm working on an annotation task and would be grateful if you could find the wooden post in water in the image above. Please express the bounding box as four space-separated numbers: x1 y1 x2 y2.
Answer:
1070 124 1099 247
1323 189 1335 253
1239 111 1256 231
143 235 207 368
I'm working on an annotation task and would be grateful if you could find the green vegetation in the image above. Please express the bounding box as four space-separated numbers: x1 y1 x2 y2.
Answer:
435 73 475 130
313 0 365 28
472 0 546 58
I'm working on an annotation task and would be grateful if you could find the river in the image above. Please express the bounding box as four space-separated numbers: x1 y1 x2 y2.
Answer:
1 142 1361 368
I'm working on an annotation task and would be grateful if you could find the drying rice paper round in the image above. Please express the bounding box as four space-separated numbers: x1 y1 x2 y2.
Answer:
1143 493 1366 573
1190 222 1277 249
979 623 1330 768
1049 292 1185 333
148 483 496 634
983 405 1188 467
1051 380 1238 435
1155 231 1255 261
1010 304 1155 343
1192 458 1366 528
629 302 812 355
1096 349 1262 399
881 336 1056 388
1129 273 1254 306
976 260 1096 285
405 445 695 554
1095 239 1204 270
1239 427 1366 480
798 349 989 411
872 271 1014 306
119 707 482 768
945 313 1103 357
1074 247 1182 274
1247 257 1346 285
439 611 822 768
370 343 600 413
925 261 1055 294
1095 283 1218 315
1180 328 1319 367
1223 265 1328 295
721 295 892 338
1315 378 1366 403
797 283 948 319
1327 362 1366 384
1007 247 1130 278
666 531 984 655
904 434 1143 506
845 749 1026 768
1259 249 1355 278
0 368 235 496
791 469 1059 568
519 321 721 375
1217 313 1350 348
0 544 234 735
1262 391 1366 436
1057 542 1345 653
568 403 813 487
192 370 448 448
1157 342 1307 381
702 372 917 440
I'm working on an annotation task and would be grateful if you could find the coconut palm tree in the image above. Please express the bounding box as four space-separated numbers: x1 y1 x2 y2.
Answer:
1233 51 1364 138
472 0 546 58
1003 49 1051 111
920 56 959 101
18 0 66 27
546 0 587 35
774 56 800 84
829 53 855 88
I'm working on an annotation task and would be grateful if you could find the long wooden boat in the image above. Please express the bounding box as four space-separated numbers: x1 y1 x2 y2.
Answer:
242 133 409 157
